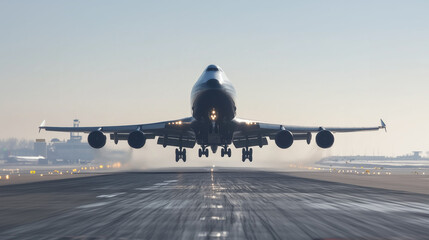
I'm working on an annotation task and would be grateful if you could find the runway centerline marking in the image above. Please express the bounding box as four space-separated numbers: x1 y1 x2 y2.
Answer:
200 216 226 221
204 195 218 199
198 231 228 238
202 204 223 209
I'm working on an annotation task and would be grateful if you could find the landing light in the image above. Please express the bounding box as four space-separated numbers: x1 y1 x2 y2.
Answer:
169 121 183 125
209 108 218 121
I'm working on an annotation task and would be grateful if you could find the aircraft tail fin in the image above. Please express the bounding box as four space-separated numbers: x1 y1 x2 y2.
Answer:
39 120 46 133
380 119 387 132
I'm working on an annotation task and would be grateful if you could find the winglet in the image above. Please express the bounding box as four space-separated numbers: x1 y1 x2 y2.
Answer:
380 119 387 132
39 120 46 133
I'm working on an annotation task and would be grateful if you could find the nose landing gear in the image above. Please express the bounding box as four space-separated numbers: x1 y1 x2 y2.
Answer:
242 147 253 162
175 148 186 162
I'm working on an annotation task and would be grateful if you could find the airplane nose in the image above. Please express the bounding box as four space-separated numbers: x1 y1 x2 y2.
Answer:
206 79 221 88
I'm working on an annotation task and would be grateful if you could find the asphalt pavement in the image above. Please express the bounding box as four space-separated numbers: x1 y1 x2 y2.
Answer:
1 169 429 239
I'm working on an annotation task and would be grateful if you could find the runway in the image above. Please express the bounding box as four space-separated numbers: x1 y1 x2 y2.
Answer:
1 169 429 239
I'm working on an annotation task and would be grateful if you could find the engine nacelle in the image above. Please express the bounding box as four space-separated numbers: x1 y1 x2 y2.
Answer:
88 131 106 149
275 130 294 149
316 130 334 149
128 131 146 149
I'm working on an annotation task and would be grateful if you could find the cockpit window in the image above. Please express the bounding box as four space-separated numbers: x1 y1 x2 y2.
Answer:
206 67 219 71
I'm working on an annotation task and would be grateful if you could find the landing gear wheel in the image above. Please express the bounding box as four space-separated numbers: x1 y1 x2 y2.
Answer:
204 149 209 157
182 149 187 162
248 148 253 162
198 149 202 158
241 147 253 162
175 148 186 162
175 149 180 162
221 146 231 158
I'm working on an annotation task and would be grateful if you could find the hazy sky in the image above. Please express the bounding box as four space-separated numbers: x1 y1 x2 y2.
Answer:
0 1 428 157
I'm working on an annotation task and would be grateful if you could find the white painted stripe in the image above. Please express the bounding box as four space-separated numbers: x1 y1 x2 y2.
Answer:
154 182 169 186
198 231 228 238
135 187 158 190
77 202 109 209
164 180 178 183
200 216 226 221
202 204 223 209
96 192 125 198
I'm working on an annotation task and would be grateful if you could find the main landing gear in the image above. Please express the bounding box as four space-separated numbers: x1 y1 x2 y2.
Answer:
221 146 232 157
198 147 209 158
175 148 186 162
242 147 253 162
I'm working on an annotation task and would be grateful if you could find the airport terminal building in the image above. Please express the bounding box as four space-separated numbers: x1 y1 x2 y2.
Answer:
2 120 126 165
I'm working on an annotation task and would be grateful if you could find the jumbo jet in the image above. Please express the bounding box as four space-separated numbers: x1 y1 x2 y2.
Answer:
39 65 386 162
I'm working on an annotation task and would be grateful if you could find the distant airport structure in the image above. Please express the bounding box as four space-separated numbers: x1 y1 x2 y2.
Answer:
1 119 126 165
321 151 428 162
318 151 429 169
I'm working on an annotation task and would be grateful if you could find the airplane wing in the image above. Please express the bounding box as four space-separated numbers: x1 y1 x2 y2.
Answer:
231 118 386 149
39 117 197 148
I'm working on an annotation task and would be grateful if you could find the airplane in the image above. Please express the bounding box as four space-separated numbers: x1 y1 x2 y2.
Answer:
8 155 45 163
39 64 386 162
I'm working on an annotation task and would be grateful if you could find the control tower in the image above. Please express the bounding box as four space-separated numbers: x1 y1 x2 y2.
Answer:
69 119 82 143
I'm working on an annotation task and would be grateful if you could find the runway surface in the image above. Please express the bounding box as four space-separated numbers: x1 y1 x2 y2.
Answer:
1 169 429 239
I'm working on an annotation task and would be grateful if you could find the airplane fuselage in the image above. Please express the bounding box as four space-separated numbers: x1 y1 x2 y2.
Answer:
191 65 237 121
190 65 237 149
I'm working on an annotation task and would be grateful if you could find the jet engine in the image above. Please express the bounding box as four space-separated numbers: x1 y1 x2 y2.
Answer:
128 131 146 149
275 130 294 149
316 130 334 149
88 131 106 149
